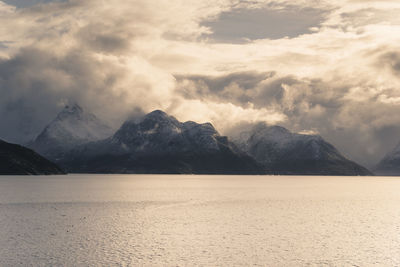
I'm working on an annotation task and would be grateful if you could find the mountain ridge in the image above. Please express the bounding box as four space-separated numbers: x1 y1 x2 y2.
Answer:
58 110 265 174
29 103 113 160
24 106 374 175
232 123 372 176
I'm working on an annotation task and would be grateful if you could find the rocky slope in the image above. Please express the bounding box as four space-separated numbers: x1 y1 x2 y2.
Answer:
233 123 372 176
0 139 64 175
60 110 264 174
29 104 113 160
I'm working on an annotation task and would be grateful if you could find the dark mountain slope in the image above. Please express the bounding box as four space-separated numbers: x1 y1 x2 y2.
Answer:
0 139 64 175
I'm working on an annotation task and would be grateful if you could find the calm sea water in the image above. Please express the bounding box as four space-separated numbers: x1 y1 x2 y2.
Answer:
0 175 400 266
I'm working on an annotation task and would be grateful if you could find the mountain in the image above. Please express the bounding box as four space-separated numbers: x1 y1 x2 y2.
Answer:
375 143 400 175
233 123 372 176
0 139 64 175
29 104 113 160
60 110 264 174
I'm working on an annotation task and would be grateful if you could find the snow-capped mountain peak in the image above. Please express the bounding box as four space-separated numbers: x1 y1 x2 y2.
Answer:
55 103 84 120
111 110 220 153
30 104 114 159
232 123 371 175
59 110 264 174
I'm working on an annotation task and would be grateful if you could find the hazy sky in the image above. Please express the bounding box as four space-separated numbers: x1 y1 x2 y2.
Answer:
1 0 400 167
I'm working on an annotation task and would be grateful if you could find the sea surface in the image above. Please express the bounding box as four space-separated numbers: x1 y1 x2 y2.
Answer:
0 175 400 266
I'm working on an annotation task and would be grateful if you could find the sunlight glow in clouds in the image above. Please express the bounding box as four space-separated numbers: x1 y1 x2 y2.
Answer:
1 0 400 166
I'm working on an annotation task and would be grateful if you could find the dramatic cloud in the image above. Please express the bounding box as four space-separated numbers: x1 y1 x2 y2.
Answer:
1 0 400 167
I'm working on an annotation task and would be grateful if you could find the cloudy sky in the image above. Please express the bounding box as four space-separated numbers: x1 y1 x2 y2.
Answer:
1 0 400 167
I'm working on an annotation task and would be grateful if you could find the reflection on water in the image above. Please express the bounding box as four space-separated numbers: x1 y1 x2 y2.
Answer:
0 175 400 266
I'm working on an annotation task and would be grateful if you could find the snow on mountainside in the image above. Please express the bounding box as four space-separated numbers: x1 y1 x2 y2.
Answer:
233 123 372 176
375 143 400 175
60 110 264 174
29 104 113 159
110 110 222 154
235 124 336 164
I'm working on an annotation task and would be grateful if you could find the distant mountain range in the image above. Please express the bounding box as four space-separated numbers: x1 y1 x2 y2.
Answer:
19 104 374 175
56 110 264 174
233 124 372 176
375 143 400 175
12 102 400 176
0 139 64 175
